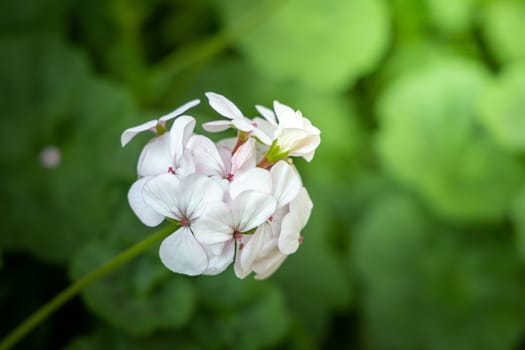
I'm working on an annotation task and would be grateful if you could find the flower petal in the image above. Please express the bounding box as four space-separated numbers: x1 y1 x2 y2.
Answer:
202 120 232 132
169 115 196 164
178 174 224 220
271 161 302 208
121 119 158 147
240 225 272 273
273 100 301 128
137 133 174 177
187 135 227 178
255 105 277 125
206 92 244 120
192 202 234 245
159 227 208 276
127 177 165 227
142 174 183 220
203 240 235 275
158 99 200 122
231 191 276 232
278 187 313 254
230 137 256 177
229 168 272 200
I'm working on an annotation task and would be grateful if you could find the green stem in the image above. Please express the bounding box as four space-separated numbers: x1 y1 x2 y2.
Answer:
0 223 178 350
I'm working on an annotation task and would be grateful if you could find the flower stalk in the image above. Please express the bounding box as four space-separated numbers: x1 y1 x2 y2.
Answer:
0 223 178 350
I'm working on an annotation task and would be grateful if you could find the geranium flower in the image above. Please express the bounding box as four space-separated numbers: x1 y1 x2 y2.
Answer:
142 173 234 276
128 116 197 227
256 101 321 162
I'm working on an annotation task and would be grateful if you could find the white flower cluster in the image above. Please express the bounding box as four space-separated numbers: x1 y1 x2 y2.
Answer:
122 92 321 279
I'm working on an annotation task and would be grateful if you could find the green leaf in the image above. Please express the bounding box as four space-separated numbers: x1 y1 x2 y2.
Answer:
0 35 143 263
192 278 290 350
65 327 200 350
376 58 524 222
275 204 352 345
215 0 390 92
477 62 525 151
70 240 196 335
352 193 525 350
482 0 525 64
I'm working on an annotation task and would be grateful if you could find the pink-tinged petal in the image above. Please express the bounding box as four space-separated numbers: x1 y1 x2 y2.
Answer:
230 138 256 176
187 135 227 178
271 161 302 208
202 120 232 132
206 92 244 120
142 174 183 220
158 99 201 122
203 240 235 275
229 168 272 200
278 188 312 254
137 133 174 177
232 118 253 132
127 177 165 227
231 191 276 232
178 174 224 220
192 202 234 245
121 119 158 147
255 105 277 125
170 115 195 164
159 227 208 276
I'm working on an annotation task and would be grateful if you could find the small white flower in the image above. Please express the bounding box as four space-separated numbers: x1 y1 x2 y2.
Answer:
142 173 233 276
256 101 321 162
203 92 272 145
128 116 197 226
120 99 200 147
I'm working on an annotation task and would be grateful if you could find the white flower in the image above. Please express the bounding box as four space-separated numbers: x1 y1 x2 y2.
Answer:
142 173 234 276
192 191 277 255
256 101 321 162
203 92 272 145
128 116 197 227
228 161 303 278
120 99 200 147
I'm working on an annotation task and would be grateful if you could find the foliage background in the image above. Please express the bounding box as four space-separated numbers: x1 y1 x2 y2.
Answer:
1 0 525 349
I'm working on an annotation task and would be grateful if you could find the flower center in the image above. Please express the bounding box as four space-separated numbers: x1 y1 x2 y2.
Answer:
226 172 234 182
180 218 190 226
168 167 176 174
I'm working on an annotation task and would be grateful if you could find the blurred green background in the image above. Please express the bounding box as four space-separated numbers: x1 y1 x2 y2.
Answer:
2 0 525 349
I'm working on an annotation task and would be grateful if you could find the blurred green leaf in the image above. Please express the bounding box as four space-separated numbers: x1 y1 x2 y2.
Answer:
70 240 196 335
478 62 525 151
192 278 290 350
376 58 524 222
425 0 478 34
352 193 525 350
215 0 389 92
66 327 199 350
482 0 525 64
0 35 141 263
275 204 352 346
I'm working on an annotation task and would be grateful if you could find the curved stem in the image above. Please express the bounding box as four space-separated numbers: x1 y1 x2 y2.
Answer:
0 223 178 350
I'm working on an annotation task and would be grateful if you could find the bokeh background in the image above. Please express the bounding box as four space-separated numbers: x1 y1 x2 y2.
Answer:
2 0 525 349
